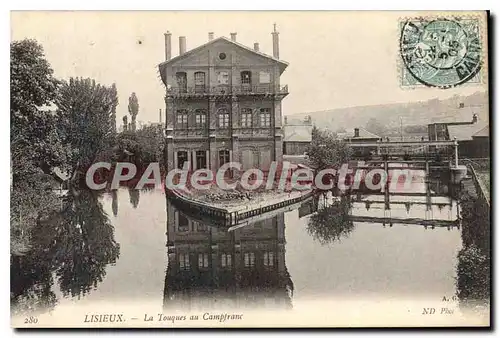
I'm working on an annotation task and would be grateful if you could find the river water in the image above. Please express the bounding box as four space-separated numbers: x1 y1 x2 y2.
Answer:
12 171 467 323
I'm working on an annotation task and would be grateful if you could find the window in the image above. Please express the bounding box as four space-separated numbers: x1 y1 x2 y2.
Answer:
263 251 274 267
244 252 255 267
179 253 190 270
176 72 187 92
196 150 207 169
219 149 230 167
259 71 270 84
176 109 188 128
218 109 229 128
241 71 252 85
198 253 209 268
178 214 189 232
195 109 207 128
219 52 227 60
260 108 271 127
194 72 206 93
217 71 229 85
177 151 188 169
221 253 232 268
196 222 207 232
241 108 253 128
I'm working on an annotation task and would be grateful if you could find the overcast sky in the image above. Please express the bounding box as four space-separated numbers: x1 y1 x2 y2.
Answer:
11 11 488 125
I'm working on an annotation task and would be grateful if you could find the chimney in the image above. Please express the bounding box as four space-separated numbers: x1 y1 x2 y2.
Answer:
230 32 237 42
164 31 172 61
354 128 360 138
159 109 162 124
272 23 279 59
472 113 478 123
208 32 214 41
179 36 186 55
284 116 288 125
254 42 260 52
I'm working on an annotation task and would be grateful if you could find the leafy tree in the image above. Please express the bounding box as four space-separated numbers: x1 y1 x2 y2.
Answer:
307 126 352 172
128 92 139 132
11 39 66 178
307 196 353 245
56 77 118 181
10 39 67 252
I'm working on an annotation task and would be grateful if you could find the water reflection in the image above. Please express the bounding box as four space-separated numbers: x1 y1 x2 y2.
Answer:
11 190 120 315
128 187 140 209
163 199 294 311
306 195 354 245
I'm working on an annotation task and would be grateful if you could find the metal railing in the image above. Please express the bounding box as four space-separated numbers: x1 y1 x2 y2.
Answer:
166 84 289 96
461 158 490 207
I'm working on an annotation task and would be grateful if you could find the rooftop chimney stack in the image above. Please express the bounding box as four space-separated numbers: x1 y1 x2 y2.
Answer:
208 32 214 41
164 31 172 61
159 109 162 124
354 128 360 138
272 23 280 59
254 42 260 51
472 113 478 123
230 32 237 42
179 36 186 55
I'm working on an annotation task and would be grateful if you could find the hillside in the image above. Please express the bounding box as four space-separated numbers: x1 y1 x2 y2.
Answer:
288 91 489 134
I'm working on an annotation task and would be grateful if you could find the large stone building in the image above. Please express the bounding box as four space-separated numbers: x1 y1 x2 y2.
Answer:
158 27 289 173
163 199 294 311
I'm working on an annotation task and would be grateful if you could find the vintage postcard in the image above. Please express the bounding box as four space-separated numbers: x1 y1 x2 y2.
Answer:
10 11 491 328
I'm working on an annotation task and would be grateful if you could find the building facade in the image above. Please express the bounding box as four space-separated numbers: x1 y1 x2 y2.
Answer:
163 199 294 311
428 114 489 158
158 28 289 173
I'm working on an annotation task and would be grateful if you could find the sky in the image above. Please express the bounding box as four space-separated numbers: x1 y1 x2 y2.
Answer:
11 11 488 126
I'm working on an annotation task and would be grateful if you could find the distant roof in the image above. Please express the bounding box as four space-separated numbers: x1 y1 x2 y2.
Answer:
159 36 289 74
343 128 380 140
448 121 488 141
283 125 313 142
472 125 490 138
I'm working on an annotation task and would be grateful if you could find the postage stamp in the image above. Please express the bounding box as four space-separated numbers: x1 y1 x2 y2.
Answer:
399 16 483 88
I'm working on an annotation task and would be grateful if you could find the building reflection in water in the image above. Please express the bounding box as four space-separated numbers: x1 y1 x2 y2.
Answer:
163 199 294 312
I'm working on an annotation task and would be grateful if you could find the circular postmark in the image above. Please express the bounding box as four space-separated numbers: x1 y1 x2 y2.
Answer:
400 18 482 88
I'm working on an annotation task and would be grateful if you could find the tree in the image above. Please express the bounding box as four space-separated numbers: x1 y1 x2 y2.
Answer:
307 196 354 245
10 39 66 253
11 39 66 179
307 126 353 172
56 77 118 181
128 92 139 132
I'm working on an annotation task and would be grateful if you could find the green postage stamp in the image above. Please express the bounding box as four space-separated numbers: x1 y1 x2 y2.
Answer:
399 16 484 88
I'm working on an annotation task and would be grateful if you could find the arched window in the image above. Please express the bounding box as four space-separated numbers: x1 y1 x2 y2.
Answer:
175 72 187 93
